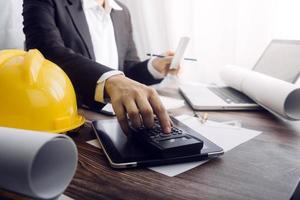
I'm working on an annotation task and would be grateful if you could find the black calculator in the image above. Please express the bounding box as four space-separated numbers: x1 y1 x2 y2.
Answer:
130 118 204 157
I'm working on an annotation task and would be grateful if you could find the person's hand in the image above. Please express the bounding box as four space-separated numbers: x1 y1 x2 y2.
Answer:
104 74 172 134
152 51 181 76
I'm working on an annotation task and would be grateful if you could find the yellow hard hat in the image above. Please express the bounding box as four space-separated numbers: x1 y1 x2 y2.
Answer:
0 49 85 133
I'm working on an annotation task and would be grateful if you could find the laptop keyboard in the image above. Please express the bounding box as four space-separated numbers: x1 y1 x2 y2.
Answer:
208 87 255 104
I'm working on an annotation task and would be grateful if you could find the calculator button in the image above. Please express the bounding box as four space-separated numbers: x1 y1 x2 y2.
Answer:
159 133 170 137
149 131 156 135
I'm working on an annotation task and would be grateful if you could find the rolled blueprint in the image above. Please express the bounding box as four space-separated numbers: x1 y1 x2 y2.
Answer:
220 65 300 120
0 127 78 199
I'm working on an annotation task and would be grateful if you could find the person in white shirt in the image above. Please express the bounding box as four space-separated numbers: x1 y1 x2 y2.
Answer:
0 0 25 50
23 0 179 134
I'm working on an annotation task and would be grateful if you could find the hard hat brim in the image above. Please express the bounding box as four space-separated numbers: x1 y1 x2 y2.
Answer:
51 115 85 134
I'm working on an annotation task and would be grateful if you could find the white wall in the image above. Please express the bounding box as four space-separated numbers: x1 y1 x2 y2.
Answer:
120 0 300 84
1 0 300 84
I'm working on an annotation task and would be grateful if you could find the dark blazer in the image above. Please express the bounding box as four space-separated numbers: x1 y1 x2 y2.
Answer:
23 0 162 109
291 181 300 200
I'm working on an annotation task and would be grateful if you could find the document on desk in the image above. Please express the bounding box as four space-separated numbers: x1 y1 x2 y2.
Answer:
220 65 300 120
159 96 185 110
87 115 261 177
149 115 261 176
58 194 74 200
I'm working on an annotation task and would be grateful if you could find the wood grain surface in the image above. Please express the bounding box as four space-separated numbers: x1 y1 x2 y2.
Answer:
64 87 300 200
1 88 300 200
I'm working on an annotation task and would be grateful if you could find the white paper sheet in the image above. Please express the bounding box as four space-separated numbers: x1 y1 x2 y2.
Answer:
87 115 261 177
220 65 300 120
175 115 261 152
58 195 74 200
149 160 208 177
149 115 261 176
159 95 185 110
101 103 115 115
87 139 102 148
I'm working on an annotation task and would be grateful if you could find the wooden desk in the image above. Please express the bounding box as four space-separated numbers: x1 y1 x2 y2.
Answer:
64 89 300 200
1 89 300 200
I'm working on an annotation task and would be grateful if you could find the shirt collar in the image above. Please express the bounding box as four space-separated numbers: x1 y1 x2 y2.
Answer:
82 0 122 12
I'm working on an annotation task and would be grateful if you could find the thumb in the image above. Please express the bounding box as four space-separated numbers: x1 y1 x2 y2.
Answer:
161 56 173 64
162 50 175 57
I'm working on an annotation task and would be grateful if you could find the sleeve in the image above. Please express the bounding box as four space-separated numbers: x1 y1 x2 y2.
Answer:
22 0 113 108
291 181 300 200
94 70 124 103
147 57 165 79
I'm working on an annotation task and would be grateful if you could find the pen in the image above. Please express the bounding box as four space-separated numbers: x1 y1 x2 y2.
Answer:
146 53 198 62
193 111 209 124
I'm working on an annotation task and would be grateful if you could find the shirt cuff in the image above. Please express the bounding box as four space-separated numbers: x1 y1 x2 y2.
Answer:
147 57 165 79
95 70 124 103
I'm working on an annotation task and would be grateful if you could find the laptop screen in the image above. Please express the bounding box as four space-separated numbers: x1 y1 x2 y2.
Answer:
253 40 300 83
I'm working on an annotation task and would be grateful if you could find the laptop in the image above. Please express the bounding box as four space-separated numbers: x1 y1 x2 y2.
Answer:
180 39 300 110
92 117 223 169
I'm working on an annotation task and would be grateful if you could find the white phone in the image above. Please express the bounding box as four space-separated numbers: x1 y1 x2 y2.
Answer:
169 37 190 70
